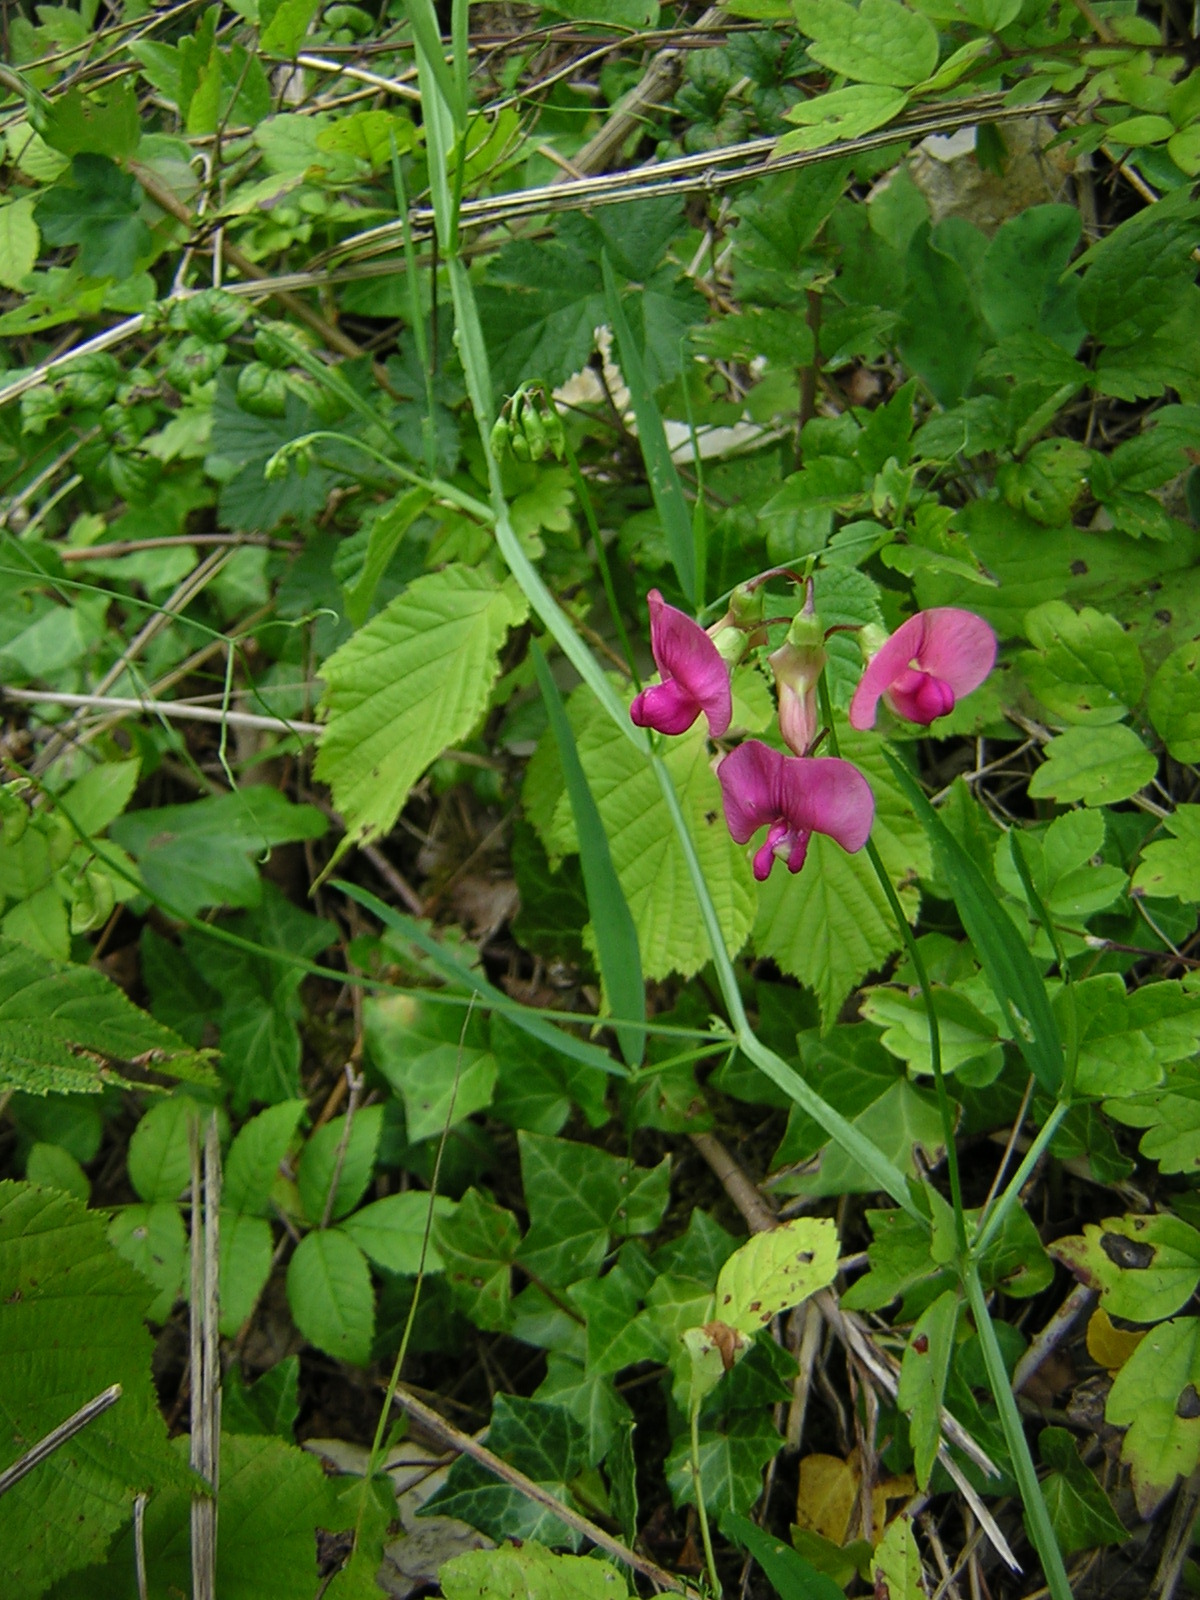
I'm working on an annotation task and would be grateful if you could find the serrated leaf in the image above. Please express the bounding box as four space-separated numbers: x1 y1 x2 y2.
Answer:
296 1104 384 1226
1106 1315 1200 1516
219 1211 273 1335
439 1542 630 1600
1148 640 1200 763
1049 1213 1200 1324
712 1218 839 1336
0 1183 187 1598
1021 601 1145 724
1029 724 1156 807
315 566 526 866
364 995 497 1144
0 937 210 1095
791 0 938 86
1076 188 1200 347
286 1228 374 1365
340 1191 454 1275
224 1100 307 1216
1106 1055 1200 1175
994 811 1125 930
35 154 151 279
126 1096 197 1203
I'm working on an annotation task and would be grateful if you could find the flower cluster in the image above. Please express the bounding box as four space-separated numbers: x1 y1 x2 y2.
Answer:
630 586 996 882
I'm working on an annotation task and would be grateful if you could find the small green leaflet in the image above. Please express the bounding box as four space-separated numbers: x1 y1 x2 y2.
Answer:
791 0 938 86
1148 641 1200 763
341 1191 454 1275
285 1228 374 1366
296 1104 384 1225
224 1100 306 1216
364 995 498 1144
1029 724 1156 808
1133 807 1200 902
439 1542 630 1600
316 565 527 868
872 1516 926 1599
778 86 908 155
1049 1213 1200 1323
0 198 38 290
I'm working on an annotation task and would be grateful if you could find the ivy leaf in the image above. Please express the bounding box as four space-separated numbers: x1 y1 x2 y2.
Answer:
897 1289 959 1488
435 1188 522 1331
1106 1316 1200 1516
0 1183 188 1598
364 995 498 1144
491 1013 610 1136
753 731 929 1024
439 1542 630 1600
568 1270 659 1377
1037 1427 1126 1555
1028 724 1156 807
1020 601 1146 724
1049 1213 1200 1323
35 154 152 280
0 937 210 1095
712 1218 839 1335
791 0 937 85
315 566 527 868
1148 640 1200 763
295 1104 384 1226
1133 808 1200 902
285 1228 375 1365
665 1411 781 1516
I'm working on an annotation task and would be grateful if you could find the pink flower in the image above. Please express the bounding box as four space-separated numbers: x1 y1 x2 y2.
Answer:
848 608 997 731
630 589 732 738
717 740 875 882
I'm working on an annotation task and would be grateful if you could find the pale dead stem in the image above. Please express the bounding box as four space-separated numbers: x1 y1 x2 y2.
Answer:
0 1384 122 1496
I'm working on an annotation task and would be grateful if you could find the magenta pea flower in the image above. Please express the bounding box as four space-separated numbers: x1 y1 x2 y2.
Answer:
848 608 997 731
630 589 732 738
717 740 875 882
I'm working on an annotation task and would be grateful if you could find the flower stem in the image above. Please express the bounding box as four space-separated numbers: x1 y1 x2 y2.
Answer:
690 1403 722 1597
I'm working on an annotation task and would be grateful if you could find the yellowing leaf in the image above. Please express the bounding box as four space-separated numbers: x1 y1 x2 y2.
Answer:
1086 1307 1147 1374
713 1217 839 1335
873 1515 926 1599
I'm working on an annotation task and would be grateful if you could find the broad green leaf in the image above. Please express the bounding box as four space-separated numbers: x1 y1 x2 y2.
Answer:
994 811 1125 929
342 487 431 627
364 995 497 1144
340 1191 454 1275
1061 975 1200 1098
296 1104 384 1226
42 84 140 160
1076 188 1200 347
897 1289 959 1488
1049 1213 1200 1323
315 566 527 866
107 1201 186 1323
126 1096 198 1203
1132 807 1200 902
439 1542 630 1600
665 1411 781 1516
979 205 1084 352
725 1513 844 1600
285 1228 374 1365
1148 640 1200 762
754 732 929 1024
1106 1053 1200 1175
899 221 986 407
786 1076 947 1200
222 1356 300 1440
872 1516 925 1598
56 760 139 837
1107 1316 1200 1516
0 1183 187 1599
260 0 321 54
315 109 416 170
35 154 151 280
0 197 38 290
435 1187 522 1331
1020 601 1145 724
777 85 908 153
861 984 1002 1079
531 641 644 1065
224 1100 307 1216
0 937 210 1095
1029 724 1156 807
791 0 938 85
110 787 328 918
713 1218 838 1336
24 1141 88 1202
1037 1427 1126 1555
220 1211 274 1335
490 1013 610 1135
537 1354 635 1466
568 1270 659 1377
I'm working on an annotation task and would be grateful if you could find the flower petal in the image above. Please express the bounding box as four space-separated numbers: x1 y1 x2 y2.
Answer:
647 589 732 737
717 740 784 844
779 756 875 855
886 667 956 725
912 607 997 699
631 678 701 735
848 613 928 730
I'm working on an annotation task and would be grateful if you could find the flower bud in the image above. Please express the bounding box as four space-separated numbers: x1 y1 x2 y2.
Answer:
769 608 826 757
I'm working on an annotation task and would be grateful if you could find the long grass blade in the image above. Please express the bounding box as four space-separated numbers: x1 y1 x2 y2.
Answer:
531 641 646 1066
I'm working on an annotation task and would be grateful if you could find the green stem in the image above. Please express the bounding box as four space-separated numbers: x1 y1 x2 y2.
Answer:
964 1266 1073 1600
690 1404 722 1597
270 430 492 522
971 1100 1069 1259
560 425 640 685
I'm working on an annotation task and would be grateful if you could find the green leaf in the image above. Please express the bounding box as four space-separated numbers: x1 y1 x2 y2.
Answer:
884 753 1064 1096
994 811 1125 931
224 1100 306 1216
872 1516 925 1598
777 85 908 152
567 1270 658 1377
42 84 140 160
0 1183 187 1599
531 642 644 1065
342 487 431 628
24 1141 88 1202
127 1096 198 1203
35 154 152 280
57 760 140 837
315 566 526 866
340 1190 454 1275
1021 601 1146 724
285 1228 375 1365
979 205 1085 351
899 221 986 407
435 1187 522 1331
260 0 320 54
791 0 938 85
0 198 38 289
1037 1427 1126 1555
861 983 1002 1079
1060 974 1199 1098
665 1411 781 1516
296 1104 384 1226
222 1356 300 1439
602 253 695 603
1133 808 1200 902
1106 1053 1200 1175
110 787 328 918
1049 1213 1200 1323
364 995 497 1144
1107 1316 1200 1516
785 1076 947 1200
754 732 929 1025
1076 188 1200 348
897 1289 959 1488
1029 724 1156 807
490 1013 610 1135
713 1218 839 1336
219 1211 273 1334
439 1542 630 1600
724 1513 844 1600
1148 640 1200 762
0 937 210 1095
107 1200 186 1323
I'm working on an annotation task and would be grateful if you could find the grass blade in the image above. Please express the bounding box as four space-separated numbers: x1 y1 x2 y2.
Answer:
531 640 646 1066
884 752 1063 1096
602 252 696 605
